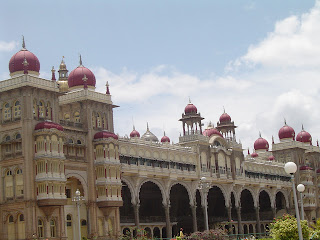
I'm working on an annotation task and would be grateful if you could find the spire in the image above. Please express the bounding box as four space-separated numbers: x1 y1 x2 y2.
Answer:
189 97 191 103
133 125 135 130
163 131 166 136
106 81 110 95
147 122 149 131
248 148 250 154
259 131 262 138
22 35 26 50
83 74 88 89
317 139 319 147
302 124 304 131
51 66 56 81
272 135 274 144
79 54 83 66
22 57 29 74
223 106 225 113
284 118 287 125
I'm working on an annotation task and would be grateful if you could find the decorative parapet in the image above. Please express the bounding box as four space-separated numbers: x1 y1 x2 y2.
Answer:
179 134 208 143
0 75 59 92
59 89 113 105
272 141 320 152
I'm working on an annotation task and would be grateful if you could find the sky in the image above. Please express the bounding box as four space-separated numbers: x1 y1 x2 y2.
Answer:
1 0 320 152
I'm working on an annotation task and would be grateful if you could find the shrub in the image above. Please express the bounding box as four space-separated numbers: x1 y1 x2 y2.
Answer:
269 214 310 240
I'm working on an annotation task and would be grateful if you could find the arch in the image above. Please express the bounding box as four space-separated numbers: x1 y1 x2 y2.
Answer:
240 189 255 221
258 188 273 207
50 218 57 237
275 190 289 209
7 214 15 240
65 173 88 199
169 181 193 205
97 113 102 128
121 177 136 203
208 185 228 227
13 100 21 119
46 101 52 119
38 218 44 238
64 113 70 121
3 102 11 121
39 100 45 118
138 178 166 204
120 180 134 224
74 111 80 123
211 184 228 206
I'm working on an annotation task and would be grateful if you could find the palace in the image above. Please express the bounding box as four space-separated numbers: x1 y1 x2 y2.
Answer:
0 39 319 240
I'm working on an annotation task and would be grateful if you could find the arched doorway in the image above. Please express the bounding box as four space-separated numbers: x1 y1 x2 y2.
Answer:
139 181 165 224
240 189 255 221
276 191 287 217
120 181 134 224
208 186 227 228
170 184 192 234
259 190 272 220
231 192 237 221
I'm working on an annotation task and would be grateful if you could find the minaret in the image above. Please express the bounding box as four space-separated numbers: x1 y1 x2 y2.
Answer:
57 56 69 92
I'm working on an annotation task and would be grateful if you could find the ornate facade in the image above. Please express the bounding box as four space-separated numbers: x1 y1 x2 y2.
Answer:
0 39 319 240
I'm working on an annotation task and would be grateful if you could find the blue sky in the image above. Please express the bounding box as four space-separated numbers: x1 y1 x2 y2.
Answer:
1 0 320 151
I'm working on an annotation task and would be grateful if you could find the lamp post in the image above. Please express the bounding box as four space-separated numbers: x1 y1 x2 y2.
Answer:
73 189 85 240
284 162 303 240
198 176 211 230
297 183 305 221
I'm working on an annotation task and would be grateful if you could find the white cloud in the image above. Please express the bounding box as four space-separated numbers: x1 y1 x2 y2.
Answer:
0 41 18 52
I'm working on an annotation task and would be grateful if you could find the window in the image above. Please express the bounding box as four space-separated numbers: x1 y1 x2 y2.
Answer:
77 140 82 145
16 169 24 196
74 112 80 123
97 113 102 128
50 219 56 237
38 219 44 238
18 214 25 239
64 113 70 121
5 170 13 198
9 215 14 223
66 214 72 226
81 220 87 226
13 101 21 118
8 215 15 240
92 112 96 128
3 103 11 121
39 101 45 118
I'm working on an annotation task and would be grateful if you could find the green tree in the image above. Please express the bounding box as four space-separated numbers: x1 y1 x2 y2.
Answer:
269 214 310 240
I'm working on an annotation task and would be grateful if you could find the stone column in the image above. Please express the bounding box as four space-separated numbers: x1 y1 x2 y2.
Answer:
60 206 67 239
272 207 276 219
255 207 261 233
236 207 242 234
190 204 198 232
227 206 232 234
133 203 140 228
164 204 172 238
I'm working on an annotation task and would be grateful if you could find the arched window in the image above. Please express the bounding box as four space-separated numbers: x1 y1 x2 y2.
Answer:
66 214 73 240
8 215 15 240
33 99 37 118
47 102 52 119
102 117 106 129
64 113 70 121
16 169 24 197
38 219 44 238
50 219 56 237
66 214 72 226
15 133 21 139
3 103 11 121
81 219 88 238
74 111 80 123
39 101 45 118
5 170 13 198
77 140 82 145
15 133 22 152
97 113 102 128
13 101 21 119
18 214 25 239
92 112 96 128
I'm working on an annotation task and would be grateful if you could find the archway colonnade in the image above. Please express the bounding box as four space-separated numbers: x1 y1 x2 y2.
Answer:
120 177 289 238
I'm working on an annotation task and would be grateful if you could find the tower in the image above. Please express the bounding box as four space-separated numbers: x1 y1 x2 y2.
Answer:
57 57 69 92
179 100 204 136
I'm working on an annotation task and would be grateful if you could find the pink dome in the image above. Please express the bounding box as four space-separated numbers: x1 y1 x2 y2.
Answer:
316 169 320 174
9 49 40 74
68 66 96 88
94 130 118 140
279 124 295 140
161 135 170 143
219 112 231 123
35 121 63 131
268 155 275 161
251 152 258 158
130 129 140 138
184 103 197 114
254 137 269 150
203 128 223 138
296 129 312 143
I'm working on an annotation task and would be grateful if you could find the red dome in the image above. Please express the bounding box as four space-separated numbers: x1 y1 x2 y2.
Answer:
203 128 223 138
296 129 312 143
251 152 258 158
9 49 40 74
300 165 313 170
254 137 269 150
279 124 295 139
94 130 118 140
268 155 275 161
184 103 197 114
68 66 96 88
130 129 140 138
35 121 63 131
316 169 320 173
219 112 231 123
161 135 170 143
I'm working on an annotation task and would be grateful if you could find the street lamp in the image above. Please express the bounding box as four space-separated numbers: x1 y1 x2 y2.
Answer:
284 162 303 240
73 189 85 240
297 183 305 221
198 176 211 230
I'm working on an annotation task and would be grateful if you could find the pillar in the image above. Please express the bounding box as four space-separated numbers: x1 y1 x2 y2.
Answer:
227 206 232 234
272 207 276 219
190 204 197 232
163 204 171 238
236 207 242 234
60 206 66 239
133 203 140 228
255 207 261 233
